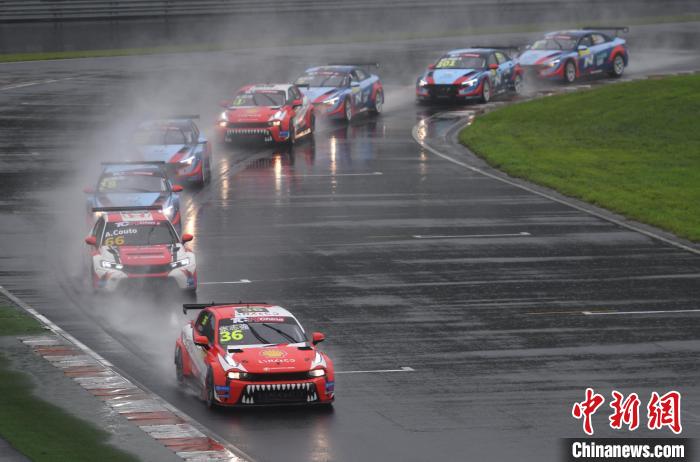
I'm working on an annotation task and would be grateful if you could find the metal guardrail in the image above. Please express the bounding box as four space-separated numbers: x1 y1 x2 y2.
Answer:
0 0 674 22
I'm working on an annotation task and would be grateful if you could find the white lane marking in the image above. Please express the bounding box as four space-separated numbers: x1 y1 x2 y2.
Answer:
582 309 700 316
199 279 251 285
412 116 700 256
336 366 415 374
288 172 383 177
413 232 530 239
0 77 76 91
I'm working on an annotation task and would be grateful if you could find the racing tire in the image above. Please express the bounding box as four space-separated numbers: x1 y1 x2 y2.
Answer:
175 347 185 385
370 90 383 115
286 124 296 146
202 156 211 185
343 98 353 122
308 115 316 139
609 54 625 78
564 60 577 84
512 74 524 95
480 80 491 103
204 369 218 409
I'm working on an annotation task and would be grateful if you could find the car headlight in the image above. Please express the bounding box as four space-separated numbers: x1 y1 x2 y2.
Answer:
308 369 325 378
219 111 227 121
179 156 194 166
462 78 479 87
227 371 249 380
547 59 561 68
162 205 174 218
418 79 428 87
100 260 123 270
268 120 281 127
323 96 340 106
170 258 190 268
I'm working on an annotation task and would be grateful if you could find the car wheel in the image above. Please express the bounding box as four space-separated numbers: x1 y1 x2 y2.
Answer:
480 80 491 103
343 98 353 122
309 115 315 138
564 60 576 83
204 369 217 409
512 74 523 95
370 90 383 115
175 347 184 385
610 54 625 77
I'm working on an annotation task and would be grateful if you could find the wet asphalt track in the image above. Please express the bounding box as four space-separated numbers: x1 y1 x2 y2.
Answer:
1 24 700 462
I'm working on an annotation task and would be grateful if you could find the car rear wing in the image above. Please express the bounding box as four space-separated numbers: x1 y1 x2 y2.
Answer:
469 45 524 56
91 206 162 213
182 302 269 314
327 62 380 73
582 26 629 35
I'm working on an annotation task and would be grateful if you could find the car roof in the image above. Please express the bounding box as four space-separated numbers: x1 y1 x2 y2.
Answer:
544 30 589 38
103 210 168 223
101 163 165 176
305 65 354 74
206 304 296 321
446 48 494 55
239 83 292 93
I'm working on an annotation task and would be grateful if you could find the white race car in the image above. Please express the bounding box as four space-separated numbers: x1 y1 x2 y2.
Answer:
84 207 197 293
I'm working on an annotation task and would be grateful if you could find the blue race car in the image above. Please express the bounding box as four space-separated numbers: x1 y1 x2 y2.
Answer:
416 48 523 104
132 116 212 187
518 27 629 83
294 64 384 122
84 162 184 233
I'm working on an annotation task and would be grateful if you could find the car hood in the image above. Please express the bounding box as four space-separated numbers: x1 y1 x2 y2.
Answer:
94 192 167 208
518 50 563 66
225 106 280 123
103 244 175 266
301 87 341 104
135 144 190 163
426 68 479 85
229 344 317 374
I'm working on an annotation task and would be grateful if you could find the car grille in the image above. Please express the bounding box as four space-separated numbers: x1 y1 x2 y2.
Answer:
122 263 171 274
245 372 310 382
239 382 318 405
425 84 458 98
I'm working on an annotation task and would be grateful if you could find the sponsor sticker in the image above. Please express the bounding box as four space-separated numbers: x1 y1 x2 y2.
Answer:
260 349 286 359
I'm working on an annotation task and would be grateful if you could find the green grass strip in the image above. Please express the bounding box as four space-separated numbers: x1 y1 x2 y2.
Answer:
0 305 45 336
459 73 700 242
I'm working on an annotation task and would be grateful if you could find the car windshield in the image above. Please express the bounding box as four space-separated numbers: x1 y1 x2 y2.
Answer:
133 127 189 146
98 174 167 193
231 91 287 107
435 55 486 69
531 36 577 51
102 221 177 246
218 317 306 346
295 72 347 88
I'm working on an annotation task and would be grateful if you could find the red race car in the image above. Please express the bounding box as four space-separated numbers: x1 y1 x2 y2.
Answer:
175 302 334 408
216 84 314 144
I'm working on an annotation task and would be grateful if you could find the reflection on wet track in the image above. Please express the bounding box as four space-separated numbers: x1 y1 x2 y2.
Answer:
0 27 699 462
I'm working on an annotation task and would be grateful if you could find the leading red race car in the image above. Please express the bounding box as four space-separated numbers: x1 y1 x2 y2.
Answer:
217 84 314 144
175 302 335 408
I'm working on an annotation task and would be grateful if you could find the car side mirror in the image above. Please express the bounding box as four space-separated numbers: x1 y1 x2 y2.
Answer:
488 63 499 70
578 45 588 51
219 99 233 108
83 186 95 194
172 185 184 192
181 233 194 243
427 64 436 70
84 235 97 246
312 332 325 345
291 98 303 108
350 81 360 87
194 335 210 349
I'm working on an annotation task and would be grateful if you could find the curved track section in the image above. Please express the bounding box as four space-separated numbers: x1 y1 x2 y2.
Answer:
1 24 700 462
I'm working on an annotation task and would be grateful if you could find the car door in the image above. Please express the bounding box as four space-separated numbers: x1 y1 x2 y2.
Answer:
187 310 215 384
354 68 373 109
590 33 611 72
288 86 309 130
485 53 504 92
577 34 595 74
495 51 513 92
348 71 363 110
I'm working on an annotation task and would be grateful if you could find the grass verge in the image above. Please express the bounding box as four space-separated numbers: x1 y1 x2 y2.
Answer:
0 305 139 462
1 14 699 63
459 73 700 242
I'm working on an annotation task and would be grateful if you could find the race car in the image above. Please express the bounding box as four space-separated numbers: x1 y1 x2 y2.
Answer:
132 116 212 187
294 64 383 122
518 27 629 83
416 48 523 103
175 302 334 408
217 84 314 144
84 162 183 233
84 206 197 293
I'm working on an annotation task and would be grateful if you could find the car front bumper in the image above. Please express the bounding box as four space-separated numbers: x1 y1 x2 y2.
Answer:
92 261 197 292
214 377 335 406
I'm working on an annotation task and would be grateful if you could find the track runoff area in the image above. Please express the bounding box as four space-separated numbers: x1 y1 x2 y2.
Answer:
0 22 698 462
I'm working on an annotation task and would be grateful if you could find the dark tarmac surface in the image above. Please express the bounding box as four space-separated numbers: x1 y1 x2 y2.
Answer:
1 23 699 462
